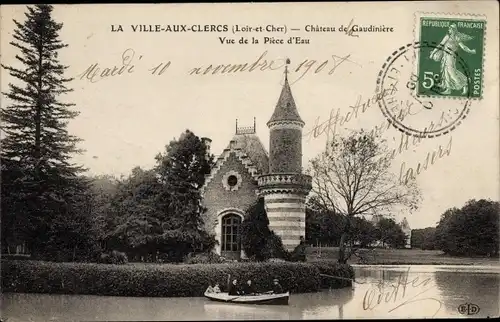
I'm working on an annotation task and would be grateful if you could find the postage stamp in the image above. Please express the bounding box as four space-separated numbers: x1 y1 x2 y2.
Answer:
374 13 488 139
415 13 487 99
376 41 473 139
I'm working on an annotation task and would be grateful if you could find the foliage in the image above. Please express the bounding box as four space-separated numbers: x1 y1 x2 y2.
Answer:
308 129 421 263
374 217 407 248
351 216 378 248
411 227 437 250
94 130 216 263
240 198 290 261
0 5 92 260
184 252 227 264
309 261 355 288
435 199 499 256
98 250 128 265
42 178 102 262
1 259 354 296
306 199 378 249
153 130 216 261
87 174 120 244
289 238 307 262
305 203 345 247
103 167 165 257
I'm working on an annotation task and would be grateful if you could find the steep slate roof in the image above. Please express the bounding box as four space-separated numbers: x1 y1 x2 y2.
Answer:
267 76 304 126
225 133 269 175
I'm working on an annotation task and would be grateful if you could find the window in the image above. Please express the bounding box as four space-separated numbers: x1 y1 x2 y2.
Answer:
221 214 242 252
222 171 242 191
227 175 238 187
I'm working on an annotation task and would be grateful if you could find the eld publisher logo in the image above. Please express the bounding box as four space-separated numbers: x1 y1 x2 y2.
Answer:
458 303 480 316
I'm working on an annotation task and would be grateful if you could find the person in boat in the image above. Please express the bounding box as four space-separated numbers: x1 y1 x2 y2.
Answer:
228 279 242 295
271 278 285 294
242 279 257 295
206 285 214 293
213 283 221 293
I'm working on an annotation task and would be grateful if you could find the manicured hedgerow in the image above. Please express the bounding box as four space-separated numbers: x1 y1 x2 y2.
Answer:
308 260 355 289
1 260 353 297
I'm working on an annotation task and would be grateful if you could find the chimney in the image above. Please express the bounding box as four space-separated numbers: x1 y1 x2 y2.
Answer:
201 137 212 160
229 140 237 150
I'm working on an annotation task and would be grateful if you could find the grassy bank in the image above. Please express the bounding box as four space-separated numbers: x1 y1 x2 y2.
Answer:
307 247 500 266
1 260 353 297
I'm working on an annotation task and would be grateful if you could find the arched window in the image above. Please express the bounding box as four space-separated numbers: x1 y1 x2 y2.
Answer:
221 214 242 255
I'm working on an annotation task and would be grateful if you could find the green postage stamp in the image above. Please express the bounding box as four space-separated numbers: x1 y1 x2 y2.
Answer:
415 13 486 99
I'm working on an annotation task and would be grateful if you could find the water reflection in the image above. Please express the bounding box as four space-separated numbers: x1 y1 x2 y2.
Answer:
354 266 444 318
200 288 355 320
434 270 500 318
352 265 499 319
1 266 498 321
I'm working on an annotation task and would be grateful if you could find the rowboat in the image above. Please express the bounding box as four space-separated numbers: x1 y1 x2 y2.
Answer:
204 290 290 305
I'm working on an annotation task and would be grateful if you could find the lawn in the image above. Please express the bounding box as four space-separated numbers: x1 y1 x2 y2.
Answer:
306 247 500 266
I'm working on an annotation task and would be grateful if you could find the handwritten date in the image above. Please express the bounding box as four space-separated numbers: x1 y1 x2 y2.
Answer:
78 48 171 83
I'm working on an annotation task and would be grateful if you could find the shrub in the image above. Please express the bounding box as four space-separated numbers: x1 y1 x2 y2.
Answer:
309 260 355 289
98 250 128 265
241 198 291 261
289 239 307 262
261 233 291 261
1 259 352 297
184 252 227 264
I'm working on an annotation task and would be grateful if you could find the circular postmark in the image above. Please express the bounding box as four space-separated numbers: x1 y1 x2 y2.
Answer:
376 41 472 139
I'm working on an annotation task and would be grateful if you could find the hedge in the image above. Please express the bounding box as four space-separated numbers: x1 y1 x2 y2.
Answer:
309 260 355 289
1 260 354 297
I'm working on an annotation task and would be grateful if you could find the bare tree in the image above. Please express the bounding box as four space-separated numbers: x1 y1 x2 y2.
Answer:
308 129 421 263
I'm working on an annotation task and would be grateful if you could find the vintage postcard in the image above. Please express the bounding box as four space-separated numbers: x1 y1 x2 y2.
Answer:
1 1 499 321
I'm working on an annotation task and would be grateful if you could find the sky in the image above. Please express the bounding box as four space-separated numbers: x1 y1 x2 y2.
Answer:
1 3 499 229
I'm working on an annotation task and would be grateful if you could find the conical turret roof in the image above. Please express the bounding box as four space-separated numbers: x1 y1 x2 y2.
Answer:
267 67 304 126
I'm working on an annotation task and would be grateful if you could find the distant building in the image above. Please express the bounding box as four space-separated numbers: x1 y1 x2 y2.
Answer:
201 63 312 260
366 214 411 249
399 217 412 249
370 214 384 225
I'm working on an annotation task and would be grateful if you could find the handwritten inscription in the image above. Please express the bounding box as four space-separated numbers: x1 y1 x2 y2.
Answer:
342 19 359 38
188 50 358 84
304 84 454 185
78 48 139 83
399 136 452 185
362 268 442 317
78 49 359 85
303 85 398 143
78 48 172 83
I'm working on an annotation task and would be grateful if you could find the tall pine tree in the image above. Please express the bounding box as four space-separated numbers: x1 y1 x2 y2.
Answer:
1 5 87 259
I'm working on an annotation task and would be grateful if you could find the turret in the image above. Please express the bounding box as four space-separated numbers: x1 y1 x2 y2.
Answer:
201 137 212 161
258 58 312 251
267 59 304 173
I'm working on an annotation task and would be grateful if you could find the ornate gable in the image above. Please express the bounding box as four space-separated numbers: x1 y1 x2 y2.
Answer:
202 135 268 195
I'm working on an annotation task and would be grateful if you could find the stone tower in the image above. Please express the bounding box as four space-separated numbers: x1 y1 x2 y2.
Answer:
258 59 312 251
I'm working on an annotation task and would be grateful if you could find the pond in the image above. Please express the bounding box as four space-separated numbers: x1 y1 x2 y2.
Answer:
1 265 498 320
